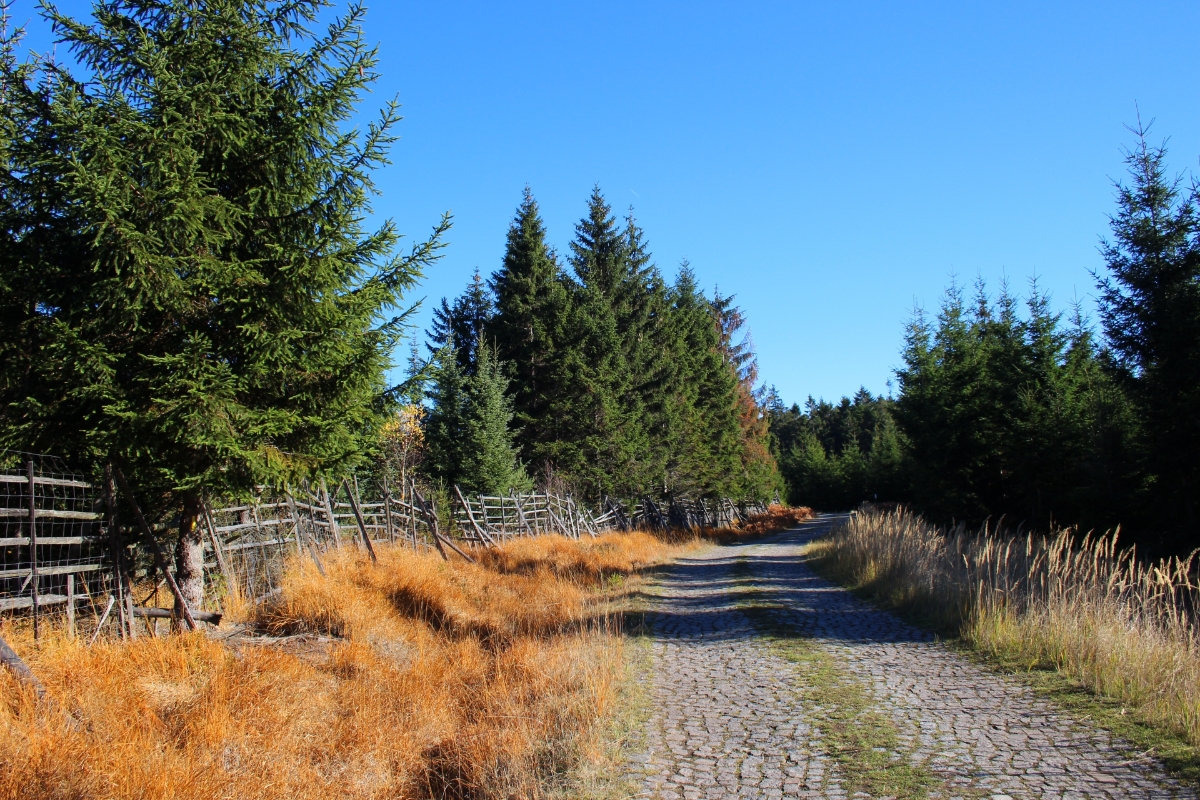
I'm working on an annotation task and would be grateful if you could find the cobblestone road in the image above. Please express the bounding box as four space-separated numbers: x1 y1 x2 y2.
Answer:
629 515 1195 799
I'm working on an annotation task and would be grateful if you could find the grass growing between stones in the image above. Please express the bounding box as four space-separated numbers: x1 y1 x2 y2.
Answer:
808 508 1200 787
731 557 936 800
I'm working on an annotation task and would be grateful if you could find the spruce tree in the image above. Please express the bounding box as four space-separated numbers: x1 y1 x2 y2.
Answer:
427 268 494 374
550 188 647 496
894 282 990 521
0 0 447 606
1097 126 1200 541
423 342 529 494
712 292 781 500
487 188 571 468
459 343 531 494
662 265 741 496
423 346 467 489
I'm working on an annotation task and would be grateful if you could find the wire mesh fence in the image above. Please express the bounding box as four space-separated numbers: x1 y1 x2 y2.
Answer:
0 451 115 638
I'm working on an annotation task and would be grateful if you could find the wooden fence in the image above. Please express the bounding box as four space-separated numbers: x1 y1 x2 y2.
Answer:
1 449 774 643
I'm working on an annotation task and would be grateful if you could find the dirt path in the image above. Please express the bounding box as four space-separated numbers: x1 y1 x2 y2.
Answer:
627 515 1195 799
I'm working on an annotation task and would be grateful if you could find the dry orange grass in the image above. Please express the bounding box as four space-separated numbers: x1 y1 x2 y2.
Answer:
0 533 681 800
706 504 814 543
0 511 805 800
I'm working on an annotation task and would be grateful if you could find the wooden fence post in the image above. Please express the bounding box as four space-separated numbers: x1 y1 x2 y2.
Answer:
413 488 476 563
26 460 38 641
65 574 75 638
0 632 43 697
284 492 326 576
103 463 134 640
320 478 341 549
202 504 235 591
408 480 418 547
382 475 395 542
454 485 497 546
510 490 531 535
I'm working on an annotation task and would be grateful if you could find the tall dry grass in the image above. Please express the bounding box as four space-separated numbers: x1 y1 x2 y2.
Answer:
811 508 1200 745
0 532 688 800
0 509 804 799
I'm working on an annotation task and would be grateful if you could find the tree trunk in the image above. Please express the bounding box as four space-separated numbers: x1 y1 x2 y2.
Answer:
175 494 205 626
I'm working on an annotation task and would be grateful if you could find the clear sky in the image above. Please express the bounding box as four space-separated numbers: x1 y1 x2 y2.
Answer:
13 1 1200 407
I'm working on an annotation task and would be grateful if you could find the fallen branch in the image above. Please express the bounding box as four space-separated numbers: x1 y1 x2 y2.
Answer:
133 606 223 625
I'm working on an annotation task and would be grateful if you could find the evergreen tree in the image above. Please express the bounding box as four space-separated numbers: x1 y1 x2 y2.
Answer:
768 389 903 509
427 268 493 374
446 186 785 503
661 265 741 495
1097 125 1200 541
422 342 529 494
0 0 446 608
459 343 531 494
487 188 571 468
894 282 992 521
891 278 1123 531
712 292 781 500
423 346 468 489
548 188 649 496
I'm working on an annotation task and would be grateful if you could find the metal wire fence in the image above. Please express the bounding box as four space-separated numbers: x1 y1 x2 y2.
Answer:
0 451 114 638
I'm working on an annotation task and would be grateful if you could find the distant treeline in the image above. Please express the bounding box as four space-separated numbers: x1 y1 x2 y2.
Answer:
405 188 781 502
771 129 1200 554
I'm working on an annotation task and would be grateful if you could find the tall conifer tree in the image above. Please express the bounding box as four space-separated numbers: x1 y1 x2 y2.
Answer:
427 268 493 374
460 343 531 494
1097 126 1200 540
487 188 571 467
0 0 447 607
551 188 647 495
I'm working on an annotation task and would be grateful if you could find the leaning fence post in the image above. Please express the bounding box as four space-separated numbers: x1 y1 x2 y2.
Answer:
112 466 198 632
408 489 470 562
0 632 43 697
511 489 531 536
284 491 326 576
417 488 448 561
454 485 496 546
342 479 378 563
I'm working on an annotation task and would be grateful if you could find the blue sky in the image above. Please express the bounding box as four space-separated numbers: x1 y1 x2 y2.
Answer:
14 1 1200 406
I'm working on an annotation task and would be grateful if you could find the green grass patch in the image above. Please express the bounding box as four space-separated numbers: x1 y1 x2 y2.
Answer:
731 557 937 800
